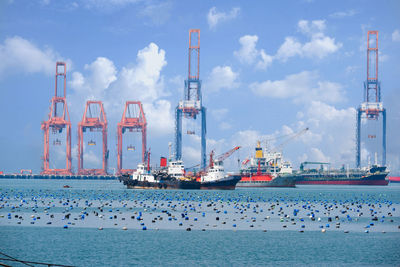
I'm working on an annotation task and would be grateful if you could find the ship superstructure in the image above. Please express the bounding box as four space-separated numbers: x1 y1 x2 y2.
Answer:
238 142 296 187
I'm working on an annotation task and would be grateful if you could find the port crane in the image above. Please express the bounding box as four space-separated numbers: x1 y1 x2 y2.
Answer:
117 101 147 175
186 146 241 172
271 127 309 152
175 29 207 169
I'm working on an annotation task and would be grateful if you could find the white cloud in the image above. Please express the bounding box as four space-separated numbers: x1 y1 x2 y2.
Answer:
83 0 140 9
298 19 326 37
276 20 342 61
207 6 240 29
303 101 355 164
234 35 274 70
70 57 117 99
69 42 173 137
250 70 345 104
257 50 274 70
308 147 330 162
236 20 341 68
204 66 239 93
143 100 174 136
392 29 400 42
0 36 69 77
329 10 357 18
234 35 259 64
138 1 173 26
302 36 342 59
275 37 303 62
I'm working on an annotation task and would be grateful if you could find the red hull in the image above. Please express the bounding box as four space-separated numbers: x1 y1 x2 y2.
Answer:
296 180 388 185
240 175 273 182
389 176 400 182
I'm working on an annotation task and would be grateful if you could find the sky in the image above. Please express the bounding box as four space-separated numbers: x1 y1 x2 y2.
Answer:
0 0 399 174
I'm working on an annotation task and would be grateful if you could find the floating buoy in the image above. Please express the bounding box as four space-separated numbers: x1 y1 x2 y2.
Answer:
321 229 326 233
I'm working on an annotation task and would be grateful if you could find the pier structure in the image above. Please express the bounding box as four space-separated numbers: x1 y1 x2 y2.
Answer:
356 31 386 167
117 101 147 175
41 62 73 175
77 101 108 175
175 29 207 169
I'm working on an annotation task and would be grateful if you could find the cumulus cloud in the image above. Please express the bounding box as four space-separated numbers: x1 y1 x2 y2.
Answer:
250 70 345 104
276 20 342 61
69 42 173 136
234 35 273 70
207 6 240 29
70 57 117 101
392 29 400 42
204 66 239 93
235 20 341 68
303 101 355 164
0 36 69 77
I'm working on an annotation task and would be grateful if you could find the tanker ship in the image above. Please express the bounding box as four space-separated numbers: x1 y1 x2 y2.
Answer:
237 142 296 188
294 162 389 185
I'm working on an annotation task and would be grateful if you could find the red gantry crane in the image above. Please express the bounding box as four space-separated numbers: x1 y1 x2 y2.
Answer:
41 62 72 175
78 101 108 175
117 101 147 175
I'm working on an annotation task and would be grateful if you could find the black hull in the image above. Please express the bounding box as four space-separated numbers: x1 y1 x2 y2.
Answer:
295 172 389 185
119 174 200 190
200 175 241 190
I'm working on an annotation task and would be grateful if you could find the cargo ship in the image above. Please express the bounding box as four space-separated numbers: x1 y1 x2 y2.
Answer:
294 162 389 185
199 152 241 190
237 142 296 188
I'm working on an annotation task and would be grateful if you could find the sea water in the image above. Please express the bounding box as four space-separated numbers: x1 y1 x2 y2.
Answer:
1 179 399 266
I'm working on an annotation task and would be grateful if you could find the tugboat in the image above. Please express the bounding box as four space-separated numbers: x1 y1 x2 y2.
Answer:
237 142 296 188
119 153 200 189
121 162 162 189
154 159 200 189
199 149 241 190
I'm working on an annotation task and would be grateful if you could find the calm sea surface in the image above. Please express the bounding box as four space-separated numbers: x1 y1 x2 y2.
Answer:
1 179 399 266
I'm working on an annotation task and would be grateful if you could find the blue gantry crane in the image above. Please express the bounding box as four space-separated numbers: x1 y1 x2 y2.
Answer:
356 31 386 168
175 29 207 169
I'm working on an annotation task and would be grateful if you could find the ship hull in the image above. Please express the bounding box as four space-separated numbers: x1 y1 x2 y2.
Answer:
237 175 296 188
200 175 241 190
296 180 388 185
120 175 200 190
389 177 400 183
295 173 389 186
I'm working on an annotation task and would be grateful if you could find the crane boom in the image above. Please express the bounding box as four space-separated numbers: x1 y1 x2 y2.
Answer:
216 146 241 161
272 127 309 151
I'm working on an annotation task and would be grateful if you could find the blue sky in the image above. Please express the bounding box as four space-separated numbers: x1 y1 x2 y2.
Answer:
0 0 399 174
